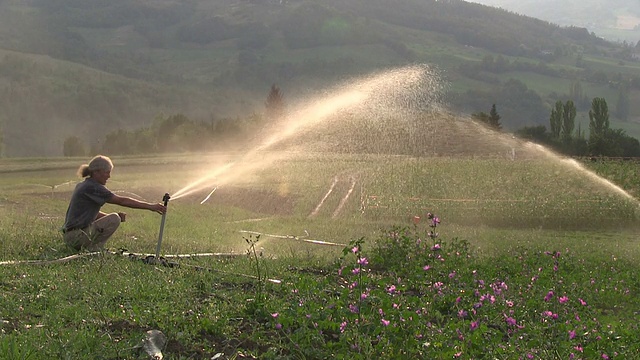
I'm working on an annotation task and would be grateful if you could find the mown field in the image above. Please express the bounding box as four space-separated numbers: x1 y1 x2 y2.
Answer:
1 152 639 359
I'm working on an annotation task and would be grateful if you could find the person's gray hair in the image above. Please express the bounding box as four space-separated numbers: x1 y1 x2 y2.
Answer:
77 155 114 178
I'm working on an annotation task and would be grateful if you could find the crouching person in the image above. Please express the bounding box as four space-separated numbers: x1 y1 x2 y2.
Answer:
62 155 167 251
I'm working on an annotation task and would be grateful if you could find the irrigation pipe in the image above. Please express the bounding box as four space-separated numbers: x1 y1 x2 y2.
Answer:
0 250 282 284
239 230 346 247
0 252 101 266
0 250 241 267
117 250 282 284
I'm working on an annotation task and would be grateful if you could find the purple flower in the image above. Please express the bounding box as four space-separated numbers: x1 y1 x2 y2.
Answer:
340 321 347 333
559 296 569 304
569 330 576 339
543 310 558 319
505 317 517 326
544 291 554 302
470 321 479 331
357 257 368 266
381 319 390 326
351 246 359 254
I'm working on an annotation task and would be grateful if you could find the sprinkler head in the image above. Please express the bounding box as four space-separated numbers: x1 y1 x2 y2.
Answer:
162 193 171 206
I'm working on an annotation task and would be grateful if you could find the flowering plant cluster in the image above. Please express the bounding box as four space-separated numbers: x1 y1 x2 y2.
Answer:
261 213 639 358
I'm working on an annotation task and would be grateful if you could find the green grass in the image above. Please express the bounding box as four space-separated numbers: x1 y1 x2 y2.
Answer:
1 154 639 358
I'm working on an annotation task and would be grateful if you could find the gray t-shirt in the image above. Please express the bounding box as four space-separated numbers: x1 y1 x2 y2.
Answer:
63 178 114 231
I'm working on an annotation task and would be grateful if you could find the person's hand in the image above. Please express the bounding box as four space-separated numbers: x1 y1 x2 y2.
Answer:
151 203 167 215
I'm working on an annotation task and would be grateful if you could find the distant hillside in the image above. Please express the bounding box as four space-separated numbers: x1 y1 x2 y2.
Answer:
0 0 639 156
467 0 640 42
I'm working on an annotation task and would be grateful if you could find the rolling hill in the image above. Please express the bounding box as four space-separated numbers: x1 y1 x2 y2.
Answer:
466 0 640 42
0 0 639 157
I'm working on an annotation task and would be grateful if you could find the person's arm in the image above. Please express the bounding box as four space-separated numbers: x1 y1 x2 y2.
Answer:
107 194 167 215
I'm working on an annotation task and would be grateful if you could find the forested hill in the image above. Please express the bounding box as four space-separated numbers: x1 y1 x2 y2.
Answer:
0 0 637 156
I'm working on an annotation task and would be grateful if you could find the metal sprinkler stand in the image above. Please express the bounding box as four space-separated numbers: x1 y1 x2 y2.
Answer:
154 193 171 264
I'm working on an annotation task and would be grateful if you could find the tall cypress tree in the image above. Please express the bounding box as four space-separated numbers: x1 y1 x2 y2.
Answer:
265 84 285 121
488 104 502 130
588 97 610 155
561 100 576 142
549 100 563 139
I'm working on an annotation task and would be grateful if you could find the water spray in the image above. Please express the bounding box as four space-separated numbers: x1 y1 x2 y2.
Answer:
154 193 171 263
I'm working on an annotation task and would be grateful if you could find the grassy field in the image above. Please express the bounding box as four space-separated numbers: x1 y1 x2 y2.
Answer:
1 152 639 358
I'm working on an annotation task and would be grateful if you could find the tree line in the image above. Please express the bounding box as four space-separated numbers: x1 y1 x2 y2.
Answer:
60 82 639 159
475 97 640 157
62 85 286 157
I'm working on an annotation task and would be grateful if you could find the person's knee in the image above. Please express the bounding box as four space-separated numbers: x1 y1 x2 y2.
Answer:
96 213 121 235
